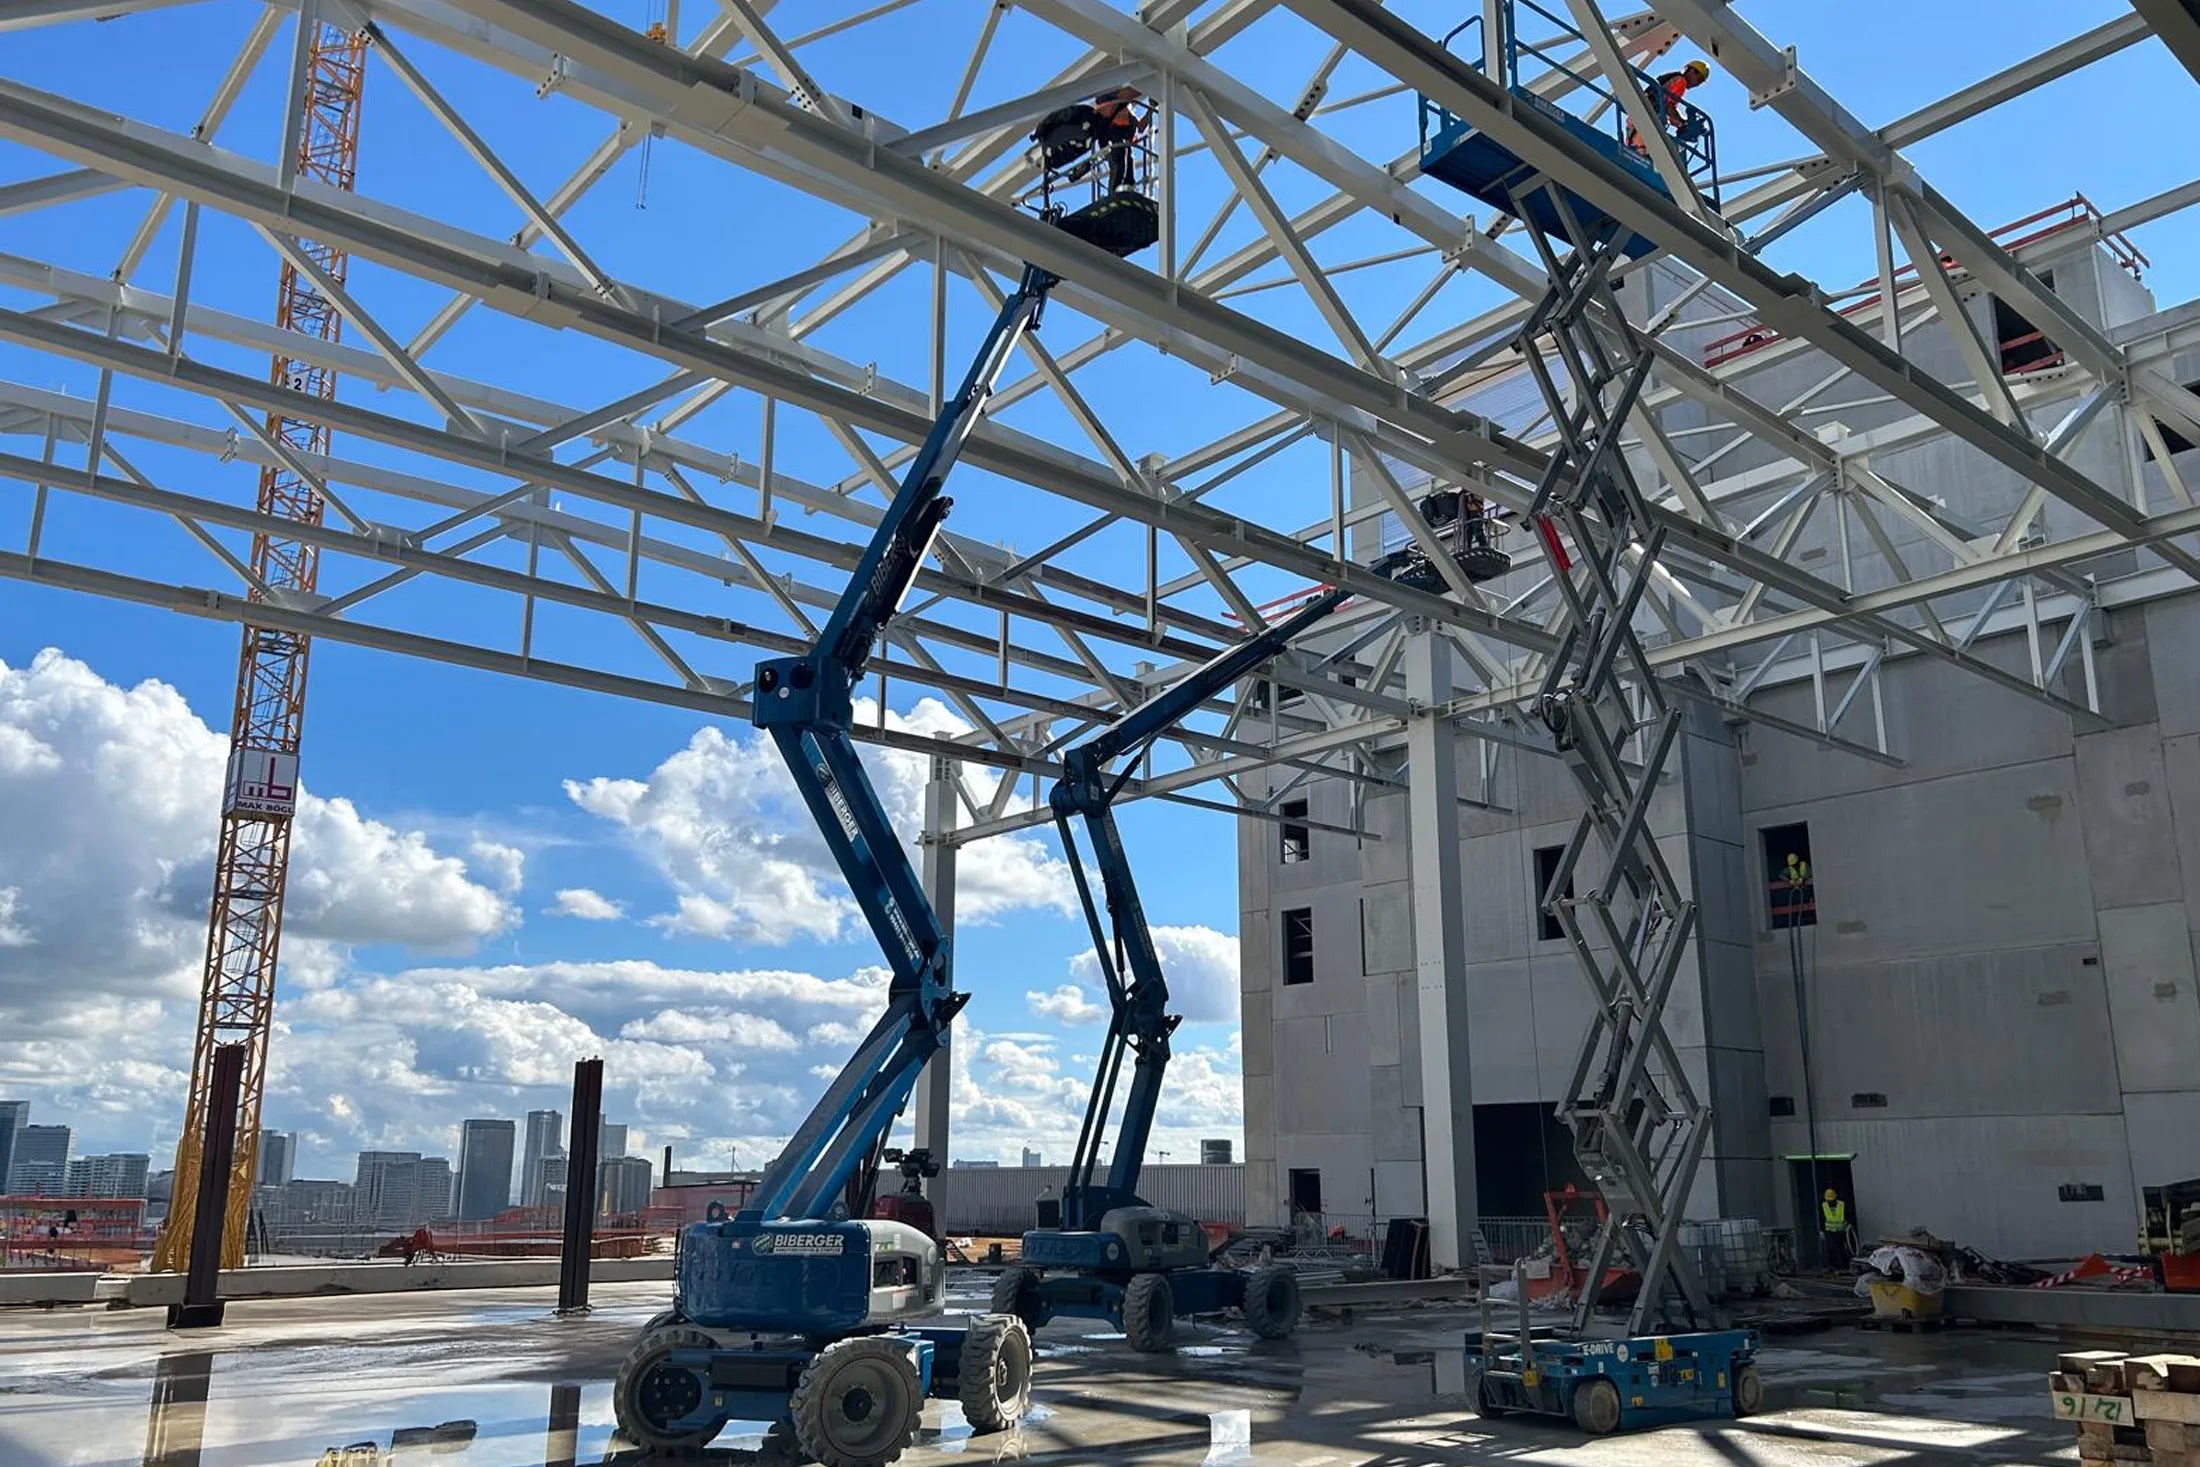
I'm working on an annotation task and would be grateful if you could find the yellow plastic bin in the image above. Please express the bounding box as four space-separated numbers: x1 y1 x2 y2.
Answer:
1867 1280 1945 1320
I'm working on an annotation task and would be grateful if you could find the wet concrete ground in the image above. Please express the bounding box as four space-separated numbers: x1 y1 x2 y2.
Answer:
0 1277 2082 1466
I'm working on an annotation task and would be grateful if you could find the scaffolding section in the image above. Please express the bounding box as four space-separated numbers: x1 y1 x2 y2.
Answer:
153 19 366 1275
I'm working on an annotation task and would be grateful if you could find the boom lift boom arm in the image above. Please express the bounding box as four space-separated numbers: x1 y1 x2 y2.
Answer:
1053 587 1347 1228
747 261 1061 1225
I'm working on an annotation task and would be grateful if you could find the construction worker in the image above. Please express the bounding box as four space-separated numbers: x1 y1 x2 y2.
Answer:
1788 850 1814 919
1821 1188 1852 1272
1092 85 1148 193
1627 59 1711 156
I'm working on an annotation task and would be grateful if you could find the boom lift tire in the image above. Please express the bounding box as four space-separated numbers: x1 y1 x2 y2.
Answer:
957 1314 1034 1432
613 1325 726 1452
1122 1272 1175 1353
989 1267 1044 1333
1571 1376 1622 1436
1240 1266 1301 1339
1732 1362 1764 1418
791 1336 924 1467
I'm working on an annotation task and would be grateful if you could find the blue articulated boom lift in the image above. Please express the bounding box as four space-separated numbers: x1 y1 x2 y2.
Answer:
991 587 1347 1351
611 101 1159 1466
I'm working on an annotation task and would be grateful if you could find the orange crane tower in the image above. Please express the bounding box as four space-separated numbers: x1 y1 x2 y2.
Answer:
153 21 366 1273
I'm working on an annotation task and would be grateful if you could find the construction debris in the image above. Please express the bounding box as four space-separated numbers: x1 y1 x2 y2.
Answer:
2050 1351 2200 1466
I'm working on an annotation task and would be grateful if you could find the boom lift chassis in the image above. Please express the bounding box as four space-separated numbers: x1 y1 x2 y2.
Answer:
993 590 1346 1350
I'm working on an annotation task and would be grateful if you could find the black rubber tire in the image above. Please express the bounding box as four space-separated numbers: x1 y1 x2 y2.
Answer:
640 1306 683 1334
1240 1267 1301 1340
790 1336 923 1467
1122 1273 1175 1353
958 1314 1033 1433
1572 1376 1622 1435
990 1267 1044 1334
612 1325 723 1453
1732 1362 1764 1418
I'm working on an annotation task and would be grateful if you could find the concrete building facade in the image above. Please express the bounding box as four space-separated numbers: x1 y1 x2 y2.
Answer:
64 1153 149 1199
1239 229 2200 1263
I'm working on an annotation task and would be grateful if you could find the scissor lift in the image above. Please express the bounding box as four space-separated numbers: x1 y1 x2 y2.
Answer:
1407 7 1754 1433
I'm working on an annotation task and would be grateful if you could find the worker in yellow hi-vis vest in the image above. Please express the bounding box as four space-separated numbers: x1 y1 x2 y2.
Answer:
1821 1188 1852 1272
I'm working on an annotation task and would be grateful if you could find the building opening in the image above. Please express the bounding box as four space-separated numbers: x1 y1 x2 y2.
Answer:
1992 283 2061 376
1279 800 1310 864
1282 907 1314 985
1472 1102 1593 1218
1787 1154 1856 1272
1763 822 1815 929
1287 1167 1322 1221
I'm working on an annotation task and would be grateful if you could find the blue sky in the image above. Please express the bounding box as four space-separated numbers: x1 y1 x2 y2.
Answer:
1 0 2195 1189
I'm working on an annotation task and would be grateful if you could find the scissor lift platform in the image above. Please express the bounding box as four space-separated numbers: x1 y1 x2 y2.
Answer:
1416 2 1717 260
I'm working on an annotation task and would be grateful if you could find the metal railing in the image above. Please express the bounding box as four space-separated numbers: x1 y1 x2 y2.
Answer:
1417 3 1719 207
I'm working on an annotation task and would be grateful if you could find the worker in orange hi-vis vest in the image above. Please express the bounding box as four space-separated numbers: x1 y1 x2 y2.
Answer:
1627 59 1711 155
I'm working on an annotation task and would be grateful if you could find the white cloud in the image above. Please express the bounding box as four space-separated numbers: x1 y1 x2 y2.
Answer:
549 887 625 921
468 839 526 895
1027 983 1104 1025
0 887 29 948
941 1023 1244 1166
1066 923 1240 1024
0 650 519 1160
0 650 513 1009
566 697 1070 946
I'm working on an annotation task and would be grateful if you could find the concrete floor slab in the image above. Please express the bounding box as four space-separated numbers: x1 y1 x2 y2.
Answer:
0 1278 2086 1466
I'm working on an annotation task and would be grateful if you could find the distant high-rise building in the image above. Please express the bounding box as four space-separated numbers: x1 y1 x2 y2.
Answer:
256 1130 296 1188
598 1120 628 1160
11 1125 70 1195
950 1159 999 1169
416 1158 454 1224
1200 1139 1234 1165
455 1119 515 1220
65 1153 150 1199
355 1151 422 1229
525 1151 567 1212
597 1155 653 1218
1021 1148 1043 1168
0 1100 26 1193
257 1178 356 1231
521 1110 564 1207
355 1151 452 1229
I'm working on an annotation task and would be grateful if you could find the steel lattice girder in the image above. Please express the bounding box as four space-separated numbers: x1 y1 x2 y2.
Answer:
2 0 2195 813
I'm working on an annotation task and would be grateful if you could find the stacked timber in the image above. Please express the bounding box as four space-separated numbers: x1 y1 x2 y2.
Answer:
2050 1351 2200 1465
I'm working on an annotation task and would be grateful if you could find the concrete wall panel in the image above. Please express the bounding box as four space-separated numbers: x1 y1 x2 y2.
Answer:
1747 760 2097 965
2097 903 2200 1095
1755 943 2118 1119
1462 832 1529 963
1464 959 1537 1103
2124 1092 2200 1192
2075 726 2182 908
1772 1112 2136 1259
